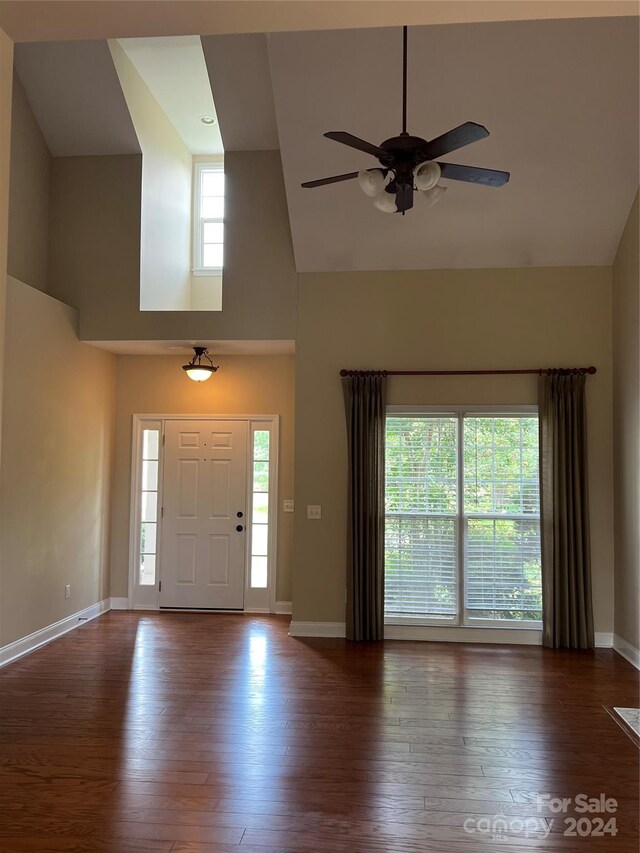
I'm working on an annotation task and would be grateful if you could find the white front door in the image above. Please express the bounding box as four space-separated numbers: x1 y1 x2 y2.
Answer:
160 420 248 609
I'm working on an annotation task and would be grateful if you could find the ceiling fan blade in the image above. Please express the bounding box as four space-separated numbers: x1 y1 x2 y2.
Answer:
438 162 510 187
424 122 489 159
301 171 359 188
324 131 388 160
396 183 414 213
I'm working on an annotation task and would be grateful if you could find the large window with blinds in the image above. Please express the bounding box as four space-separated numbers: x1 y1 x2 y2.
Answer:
385 410 542 628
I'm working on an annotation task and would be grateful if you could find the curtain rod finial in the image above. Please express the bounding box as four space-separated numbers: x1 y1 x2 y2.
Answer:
587 366 597 375
340 369 349 377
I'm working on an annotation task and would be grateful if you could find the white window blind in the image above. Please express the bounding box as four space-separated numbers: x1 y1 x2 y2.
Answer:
463 417 541 622
385 417 458 620
385 412 542 627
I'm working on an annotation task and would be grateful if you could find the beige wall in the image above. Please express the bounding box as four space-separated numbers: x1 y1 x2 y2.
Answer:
0 30 13 644
109 354 295 602
48 149 297 342
7 72 50 293
293 266 615 635
0 29 12 426
0 277 116 646
49 153 142 329
612 191 639 651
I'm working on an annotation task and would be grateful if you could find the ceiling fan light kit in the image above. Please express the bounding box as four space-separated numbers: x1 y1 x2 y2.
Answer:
301 26 510 215
421 184 448 209
373 189 398 214
357 168 387 198
414 160 441 192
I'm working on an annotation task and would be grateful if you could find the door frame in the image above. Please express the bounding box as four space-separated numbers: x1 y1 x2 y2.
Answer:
128 413 280 613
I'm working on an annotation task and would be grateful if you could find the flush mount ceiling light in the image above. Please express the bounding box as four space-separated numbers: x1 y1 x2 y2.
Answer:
182 346 219 381
301 26 510 215
199 115 216 125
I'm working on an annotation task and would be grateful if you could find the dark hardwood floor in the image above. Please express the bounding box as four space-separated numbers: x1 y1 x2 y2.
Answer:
0 612 638 852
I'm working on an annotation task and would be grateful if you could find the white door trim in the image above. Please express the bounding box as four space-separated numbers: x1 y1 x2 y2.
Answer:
128 414 279 613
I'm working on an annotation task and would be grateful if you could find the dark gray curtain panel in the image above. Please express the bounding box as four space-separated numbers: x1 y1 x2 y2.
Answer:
539 373 594 649
342 374 387 641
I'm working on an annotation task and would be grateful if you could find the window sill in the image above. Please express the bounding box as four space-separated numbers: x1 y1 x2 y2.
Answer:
192 268 222 277
384 622 542 645
385 617 542 630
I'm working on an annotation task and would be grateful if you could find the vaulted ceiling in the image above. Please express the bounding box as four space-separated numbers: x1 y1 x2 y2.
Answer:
10 12 639 273
13 40 140 156
267 17 639 271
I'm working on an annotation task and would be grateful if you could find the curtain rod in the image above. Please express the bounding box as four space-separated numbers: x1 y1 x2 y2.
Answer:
339 367 597 377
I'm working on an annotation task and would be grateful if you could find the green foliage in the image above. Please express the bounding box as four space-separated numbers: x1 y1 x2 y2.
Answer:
385 416 542 622
253 430 270 461
253 462 269 492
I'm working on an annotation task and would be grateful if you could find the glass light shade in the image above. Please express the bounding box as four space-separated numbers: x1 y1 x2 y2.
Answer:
357 169 385 198
373 190 397 213
414 160 441 192
183 365 216 382
421 184 447 209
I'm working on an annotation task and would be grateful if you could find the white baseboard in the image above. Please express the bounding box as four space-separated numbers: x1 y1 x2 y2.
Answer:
613 634 640 670
247 604 293 615
0 599 110 669
288 623 616 647
110 597 129 610
289 621 346 638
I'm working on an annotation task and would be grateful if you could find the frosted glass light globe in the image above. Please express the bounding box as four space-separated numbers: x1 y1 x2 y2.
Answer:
421 184 447 209
373 190 397 213
357 169 386 198
414 161 441 192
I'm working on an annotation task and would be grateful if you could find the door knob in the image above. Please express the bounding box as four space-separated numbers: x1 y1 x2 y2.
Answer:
236 511 244 518
236 524 244 532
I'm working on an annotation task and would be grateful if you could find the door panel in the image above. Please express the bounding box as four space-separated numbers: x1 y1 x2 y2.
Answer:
177 459 199 517
209 535 230 585
175 534 197 585
160 420 248 609
210 459 231 517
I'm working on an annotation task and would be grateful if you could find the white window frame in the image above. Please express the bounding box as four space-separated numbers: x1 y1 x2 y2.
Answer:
385 405 542 631
192 161 224 276
128 414 278 614
248 424 272 592
129 418 164 610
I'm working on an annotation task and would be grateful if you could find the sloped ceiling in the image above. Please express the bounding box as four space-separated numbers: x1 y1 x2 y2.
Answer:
201 33 279 151
13 40 140 156
9 14 639 273
268 16 639 272
118 35 223 155
0 0 636 42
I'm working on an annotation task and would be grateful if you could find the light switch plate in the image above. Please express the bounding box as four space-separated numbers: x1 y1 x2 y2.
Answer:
283 500 294 513
307 505 322 520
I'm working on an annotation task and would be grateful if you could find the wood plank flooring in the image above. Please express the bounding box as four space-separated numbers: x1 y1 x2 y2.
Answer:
0 612 637 852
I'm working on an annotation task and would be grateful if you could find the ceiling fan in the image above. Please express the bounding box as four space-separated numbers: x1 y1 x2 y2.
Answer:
301 26 510 214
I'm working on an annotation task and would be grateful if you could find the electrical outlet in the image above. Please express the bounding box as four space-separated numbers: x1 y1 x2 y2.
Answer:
283 500 294 513
307 505 322 520
64 584 71 600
